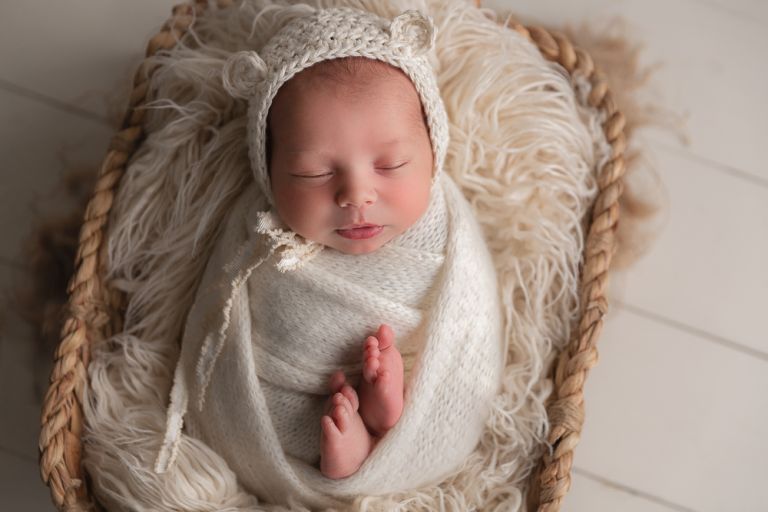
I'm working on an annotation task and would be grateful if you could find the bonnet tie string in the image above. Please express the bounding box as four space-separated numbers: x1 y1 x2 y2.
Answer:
154 208 322 474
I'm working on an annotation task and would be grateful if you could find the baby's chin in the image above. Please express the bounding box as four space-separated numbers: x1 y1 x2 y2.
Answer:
330 243 383 255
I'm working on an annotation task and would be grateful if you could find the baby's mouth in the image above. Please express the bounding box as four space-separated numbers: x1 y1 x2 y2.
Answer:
336 224 384 240
337 222 381 230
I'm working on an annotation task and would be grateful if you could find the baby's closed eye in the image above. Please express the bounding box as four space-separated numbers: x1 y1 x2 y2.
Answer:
377 161 409 170
290 161 409 179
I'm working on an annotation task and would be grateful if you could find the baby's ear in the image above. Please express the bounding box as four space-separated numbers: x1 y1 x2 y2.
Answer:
388 10 436 58
222 50 267 100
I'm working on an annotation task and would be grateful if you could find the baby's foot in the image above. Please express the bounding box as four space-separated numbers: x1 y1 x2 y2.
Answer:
357 324 404 437
320 372 374 479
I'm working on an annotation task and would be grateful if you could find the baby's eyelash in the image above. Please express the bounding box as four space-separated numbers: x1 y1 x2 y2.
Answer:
290 171 331 178
292 162 408 179
379 162 407 170
297 173 331 178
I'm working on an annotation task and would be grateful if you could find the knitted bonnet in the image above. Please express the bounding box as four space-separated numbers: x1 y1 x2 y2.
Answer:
221 6 450 210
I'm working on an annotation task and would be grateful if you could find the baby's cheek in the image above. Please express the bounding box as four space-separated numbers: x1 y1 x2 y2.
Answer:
272 185 317 227
393 176 431 227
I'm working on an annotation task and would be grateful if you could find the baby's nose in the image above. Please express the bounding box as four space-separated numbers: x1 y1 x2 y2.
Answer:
336 178 377 209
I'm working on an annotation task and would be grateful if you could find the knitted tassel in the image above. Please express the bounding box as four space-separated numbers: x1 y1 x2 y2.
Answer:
253 209 324 272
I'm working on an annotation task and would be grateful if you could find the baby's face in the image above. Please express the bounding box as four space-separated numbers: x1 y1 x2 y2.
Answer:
267 67 434 255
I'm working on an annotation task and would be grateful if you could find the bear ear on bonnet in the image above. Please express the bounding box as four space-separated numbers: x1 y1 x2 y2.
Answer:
388 10 436 57
220 9 436 99
222 50 267 100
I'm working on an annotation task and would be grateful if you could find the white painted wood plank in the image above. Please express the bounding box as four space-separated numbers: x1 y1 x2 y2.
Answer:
0 306 45 464
692 0 768 24
0 256 46 464
0 89 111 266
484 0 768 183
575 305 768 512
0 0 178 119
608 144 768 356
564 468 696 512
0 450 57 511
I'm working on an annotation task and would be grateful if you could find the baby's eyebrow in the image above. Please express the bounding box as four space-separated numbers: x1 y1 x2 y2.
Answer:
377 138 406 146
284 138 406 155
284 148 327 155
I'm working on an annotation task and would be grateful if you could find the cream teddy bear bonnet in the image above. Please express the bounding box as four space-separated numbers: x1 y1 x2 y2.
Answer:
221 6 450 210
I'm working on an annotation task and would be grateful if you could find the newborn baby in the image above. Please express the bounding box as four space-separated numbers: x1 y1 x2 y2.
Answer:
266 55 434 479
156 8 503 508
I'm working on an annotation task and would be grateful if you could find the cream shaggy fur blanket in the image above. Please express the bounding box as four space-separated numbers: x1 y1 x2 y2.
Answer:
81 0 609 510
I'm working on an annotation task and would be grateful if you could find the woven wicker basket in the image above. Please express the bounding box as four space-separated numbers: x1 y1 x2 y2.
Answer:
38 1 626 510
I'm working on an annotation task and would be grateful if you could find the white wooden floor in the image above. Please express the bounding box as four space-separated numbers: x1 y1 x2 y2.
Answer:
1 1 766 511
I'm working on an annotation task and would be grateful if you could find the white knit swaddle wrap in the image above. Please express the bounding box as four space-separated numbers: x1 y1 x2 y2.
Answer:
153 5 504 508
243 181 448 466
156 169 503 508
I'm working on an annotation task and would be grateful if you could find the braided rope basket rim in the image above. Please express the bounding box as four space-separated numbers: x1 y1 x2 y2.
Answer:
38 0 626 510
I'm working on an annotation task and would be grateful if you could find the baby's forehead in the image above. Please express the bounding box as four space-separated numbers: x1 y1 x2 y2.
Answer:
297 57 408 89
272 60 427 131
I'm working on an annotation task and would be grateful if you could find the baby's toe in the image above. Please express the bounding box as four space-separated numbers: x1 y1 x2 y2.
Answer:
364 357 380 383
327 370 346 394
321 415 340 439
334 392 356 417
364 336 379 353
375 324 395 351
365 344 380 359
331 401 351 432
340 384 359 411
323 392 337 416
